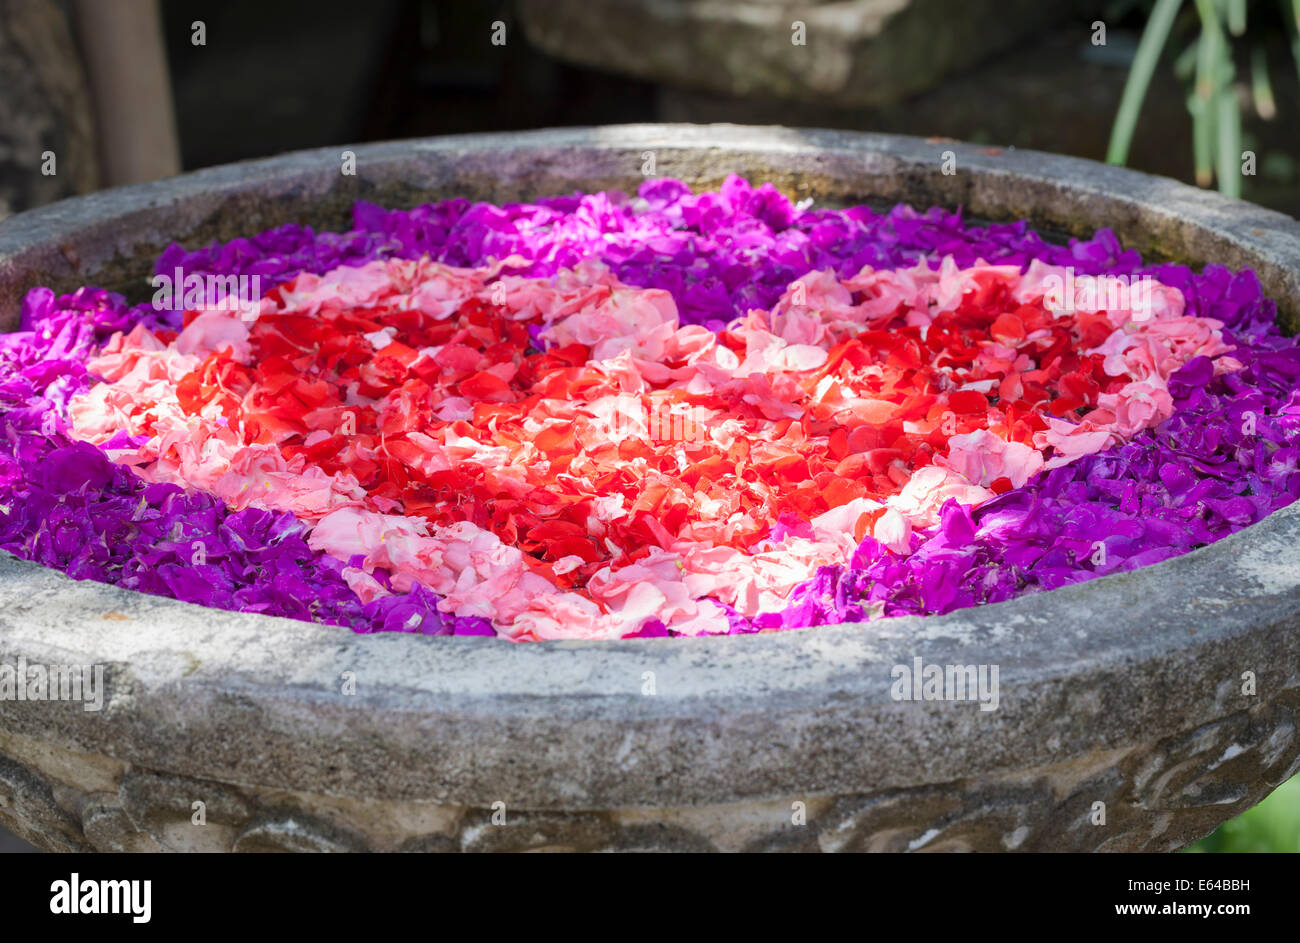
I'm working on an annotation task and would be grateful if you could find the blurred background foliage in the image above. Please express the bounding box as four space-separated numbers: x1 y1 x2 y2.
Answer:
5 0 1298 217
1108 0 1300 197
1189 775 1300 852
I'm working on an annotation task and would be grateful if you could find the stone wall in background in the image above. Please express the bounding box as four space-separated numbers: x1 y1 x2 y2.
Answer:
0 0 98 221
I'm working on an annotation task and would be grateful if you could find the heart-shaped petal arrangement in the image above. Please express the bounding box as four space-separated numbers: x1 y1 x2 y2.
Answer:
3 177 1298 640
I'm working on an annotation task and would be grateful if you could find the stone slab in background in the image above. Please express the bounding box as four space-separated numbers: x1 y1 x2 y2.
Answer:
519 0 1085 107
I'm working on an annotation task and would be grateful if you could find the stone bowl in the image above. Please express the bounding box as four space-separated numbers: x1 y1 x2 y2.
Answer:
1 125 1299 853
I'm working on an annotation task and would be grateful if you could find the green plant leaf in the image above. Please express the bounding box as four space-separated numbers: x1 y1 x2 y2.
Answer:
1216 80 1242 197
1226 0 1246 36
1251 44 1276 119
1107 0 1185 165
1192 0 1223 186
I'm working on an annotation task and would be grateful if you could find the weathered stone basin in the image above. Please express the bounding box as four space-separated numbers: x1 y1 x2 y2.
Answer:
1 125 1299 853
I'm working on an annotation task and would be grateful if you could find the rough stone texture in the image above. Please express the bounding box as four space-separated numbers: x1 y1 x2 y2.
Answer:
518 0 1082 108
1 685 1298 852
0 125 1299 852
